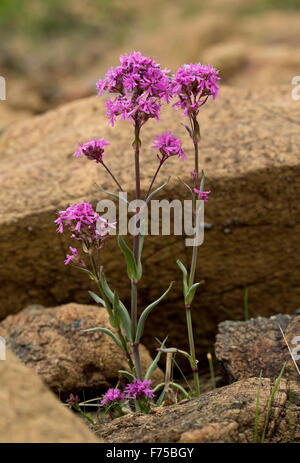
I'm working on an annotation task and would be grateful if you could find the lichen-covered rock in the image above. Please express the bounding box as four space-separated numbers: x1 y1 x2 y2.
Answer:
215 313 300 382
0 350 100 443
0 303 163 395
94 377 300 443
1 86 300 357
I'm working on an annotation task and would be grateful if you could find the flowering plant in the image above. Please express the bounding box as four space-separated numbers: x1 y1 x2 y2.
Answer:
57 52 220 414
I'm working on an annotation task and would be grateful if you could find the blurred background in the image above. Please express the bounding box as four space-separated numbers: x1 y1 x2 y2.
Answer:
1 0 300 128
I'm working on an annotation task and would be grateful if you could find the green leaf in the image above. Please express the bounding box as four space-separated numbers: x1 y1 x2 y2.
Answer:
96 184 129 204
109 291 121 329
88 290 105 307
155 386 166 407
146 178 170 203
168 382 190 398
112 291 120 311
100 274 132 341
82 327 123 350
176 260 189 297
157 347 192 362
154 382 190 406
153 382 166 393
81 241 90 254
117 235 140 281
100 274 114 303
136 224 146 280
135 282 173 343
144 337 167 381
114 301 132 342
72 265 96 280
177 177 193 196
182 123 193 138
118 370 135 381
185 282 202 304
199 171 205 191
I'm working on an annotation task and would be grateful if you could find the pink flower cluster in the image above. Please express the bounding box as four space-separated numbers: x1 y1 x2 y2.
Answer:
100 379 155 408
172 63 220 116
101 388 125 406
64 246 86 266
55 201 115 251
194 188 211 202
124 378 155 400
74 139 109 163
97 51 173 126
152 132 187 161
66 393 80 407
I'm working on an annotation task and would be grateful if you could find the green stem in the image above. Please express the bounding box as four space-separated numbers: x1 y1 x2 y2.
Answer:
185 114 201 397
101 161 124 191
145 159 164 199
132 341 143 380
89 253 134 374
185 305 200 396
131 278 138 331
131 119 142 379
188 204 199 287
117 327 134 372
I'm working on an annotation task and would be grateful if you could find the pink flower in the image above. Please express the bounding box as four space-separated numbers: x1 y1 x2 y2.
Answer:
152 132 187 161
124 378 155 400
194 188 211 201
66 393 80 407
97 51 173 126
54 202 116 249
101 388 124 406
74 139 109 163
173 63 220 116
64 247 85 267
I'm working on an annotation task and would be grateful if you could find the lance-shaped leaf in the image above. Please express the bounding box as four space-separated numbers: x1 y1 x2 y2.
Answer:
181 122 193 138
145 177 170 204
135 219 146 279
72 265 97 280
100 274 114 302
135 282 173 343
118 370 135 381
176 259 189 298
96 184 128 204
113 291 120 312
108 291 121 328
82 327 123 350
114 301 133 343
88 290 105 307
100 275 132 342
81 241 90 254
177 176 194 196
157 347 192 361
144 337 167 380
117 235 140 281
185 281 204 305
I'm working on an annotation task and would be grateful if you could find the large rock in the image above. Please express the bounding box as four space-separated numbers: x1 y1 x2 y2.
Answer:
0 101 32 131
94 377 300 443
0 350 99 443
0 303 163 395
1 86 300 358
215 313 300 383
